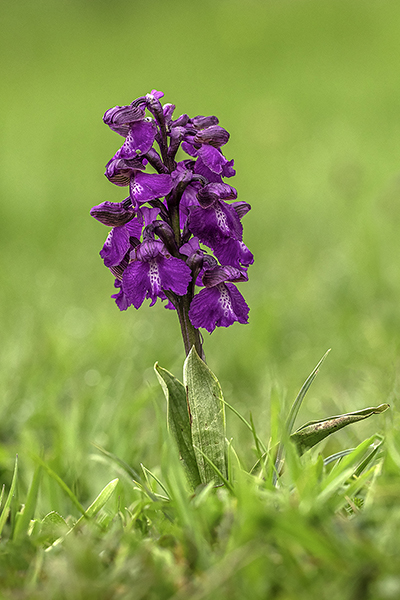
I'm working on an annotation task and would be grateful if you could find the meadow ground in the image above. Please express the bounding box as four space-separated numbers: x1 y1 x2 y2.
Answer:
1 1 400 598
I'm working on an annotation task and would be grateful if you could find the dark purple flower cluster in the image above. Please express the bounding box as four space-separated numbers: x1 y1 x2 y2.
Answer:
91 90 253 337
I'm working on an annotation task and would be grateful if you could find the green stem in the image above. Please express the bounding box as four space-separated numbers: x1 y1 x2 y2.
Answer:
176 292 205 361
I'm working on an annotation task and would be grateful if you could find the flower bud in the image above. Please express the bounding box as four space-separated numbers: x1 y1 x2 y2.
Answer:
197 183 237 208
231 201 251 219
172 113 190 128
105 156 145 186
193 125 230 147
103 105 145 136
202 265 248 287
151 221 178 255
191 115 219 129
90 199 135 227
163 103 176 124
143 148 170 174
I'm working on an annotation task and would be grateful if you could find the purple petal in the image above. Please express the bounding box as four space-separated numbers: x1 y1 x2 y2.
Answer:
122 261 150 309
100 226 130 267
122 253 191 308
213 239 254 268
197 145 227 174
125 217 143 239
180 237 201 258
119 119 157 158
179 182 201 228
195 253 218 286
111 279 131 311
181 141 199 157
137 206 161 227
188 201 243 248
222 159 236 178
135 239 165 261
172 114 190 128
109 252 129 280
130 172 173 204
189 283 249 333
193 157 224 184
148 90 164 101
164 299 177 310
163 103 176 124
157 255 192 296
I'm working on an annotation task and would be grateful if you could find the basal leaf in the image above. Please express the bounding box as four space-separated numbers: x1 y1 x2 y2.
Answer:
183 347 227 486
155 362 201 490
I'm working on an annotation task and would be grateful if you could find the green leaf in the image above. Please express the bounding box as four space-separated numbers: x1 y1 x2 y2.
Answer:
13 465 42 539
40 511 68 545
42 511 68 528
140 464 170 500
183 346 227 486
155 363 201 490
323 448 355 466
47 479 119 551
291 404 389 453
0 455 18 537
73 478 119 527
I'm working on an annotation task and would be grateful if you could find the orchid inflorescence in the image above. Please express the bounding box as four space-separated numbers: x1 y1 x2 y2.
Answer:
91 89 253 357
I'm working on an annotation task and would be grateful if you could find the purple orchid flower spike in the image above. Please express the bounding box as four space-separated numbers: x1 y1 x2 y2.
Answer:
91 90 253 358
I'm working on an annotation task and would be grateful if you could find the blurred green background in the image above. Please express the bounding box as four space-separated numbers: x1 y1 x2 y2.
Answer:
1 0 399 510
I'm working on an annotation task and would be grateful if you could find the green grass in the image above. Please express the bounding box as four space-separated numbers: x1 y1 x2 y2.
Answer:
1 0 400 597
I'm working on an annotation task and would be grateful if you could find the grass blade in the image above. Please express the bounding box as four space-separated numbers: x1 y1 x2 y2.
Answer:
32 455 86 517
14 465 42 539
222 399 267 454
192 446 234 494
273 350 330 485
323 449 356 466
140 464 170 499
73 478 119 528
286 349 331 435
0 455 18 537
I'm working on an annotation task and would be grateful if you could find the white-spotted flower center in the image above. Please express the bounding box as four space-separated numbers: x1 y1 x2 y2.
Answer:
217 284 234 318
214 205 229 235
149 260 161 295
